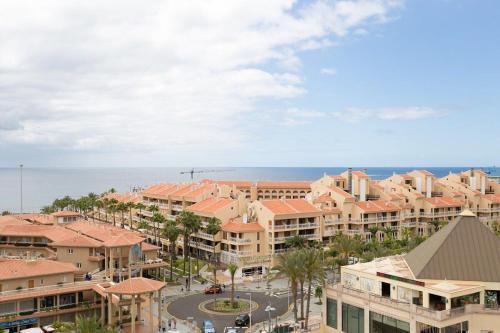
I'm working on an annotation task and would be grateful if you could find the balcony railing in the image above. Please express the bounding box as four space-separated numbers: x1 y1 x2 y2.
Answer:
227 249 253 256
171 204 183 211
228 237 251 244
349 216 401 224
475 207 500 213
189 241 215 252
420 211 461 218
196 232 215 240
0 280 102 297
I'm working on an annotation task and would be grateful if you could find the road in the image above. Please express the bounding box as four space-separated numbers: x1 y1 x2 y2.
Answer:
167 291 289 333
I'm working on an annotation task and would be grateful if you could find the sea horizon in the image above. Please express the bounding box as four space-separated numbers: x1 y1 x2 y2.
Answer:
1 166 498 213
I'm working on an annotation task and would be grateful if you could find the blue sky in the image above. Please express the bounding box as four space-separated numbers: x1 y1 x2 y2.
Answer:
0 0 498 167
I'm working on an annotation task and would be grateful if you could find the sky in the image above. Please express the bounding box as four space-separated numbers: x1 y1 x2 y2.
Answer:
0 0 499 167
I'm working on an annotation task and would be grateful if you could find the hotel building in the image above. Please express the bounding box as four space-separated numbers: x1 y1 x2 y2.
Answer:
323 210 500 333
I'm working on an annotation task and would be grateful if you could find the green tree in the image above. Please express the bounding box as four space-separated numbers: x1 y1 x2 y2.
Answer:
314 285 323 304
116 202 128 228
206 217 222 283
135 202 146 231
53 315 116 333
87 192 99 222
108 198 119 226
227 263 238 307
176 210 201 289
40 205 56 214
152 212 166 247
285 235 306 249
276 251 300 322
367 226 379 242
148 205 160 243
303 248 325 328
126 201 135 229
329 233 362 267
162 220 180 281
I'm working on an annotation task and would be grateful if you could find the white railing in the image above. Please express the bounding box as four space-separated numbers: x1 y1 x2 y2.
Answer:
324 219 342 225
0 279 103 297
401 221 417 228
189 241 214 252
228 237 252 244
274 224 299 231
297 222 320 229
475 207 500 213
420 210 461 218
228 249 253 256
171 204 183 211
350 215 402 224
197 232 215 240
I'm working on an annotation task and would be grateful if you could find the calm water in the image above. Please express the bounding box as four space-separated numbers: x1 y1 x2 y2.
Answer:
0 167 497 213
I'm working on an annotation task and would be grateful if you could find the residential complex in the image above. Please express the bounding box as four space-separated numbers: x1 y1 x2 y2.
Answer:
323 210 500 333
0 214 163 333
116 168 500 278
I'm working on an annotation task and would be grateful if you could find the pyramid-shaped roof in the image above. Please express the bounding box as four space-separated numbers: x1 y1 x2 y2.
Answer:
405 210 500 282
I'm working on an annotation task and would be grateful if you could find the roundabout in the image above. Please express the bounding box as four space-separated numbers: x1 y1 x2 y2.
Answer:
167 291 289 332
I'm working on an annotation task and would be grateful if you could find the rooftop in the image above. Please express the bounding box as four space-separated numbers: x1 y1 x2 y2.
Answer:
187 197 235 215
222 221 264 233
355 200 400 213
0 259 78 281
105 277 165 295
261 199 321 216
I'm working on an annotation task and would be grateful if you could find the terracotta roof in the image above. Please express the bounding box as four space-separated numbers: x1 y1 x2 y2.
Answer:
51 211 81 218
104 192 141 204
66 221 144 245
256 181 311 189
405 212 500 282
222 222 264 233
322 207 342 214
0 215 31 226
184 184 215 200
15 214 54 225
313 194 334 203
187 198 235 215
105 277 165 295
51 234 103 248
355 200 400 213
351 171 369 178
328 186 354 199
102 233 144 247
0 224 78 242
482 194 500 203
261 199 321 216
424 197 463 207
0 259 78 281
203 180 253 188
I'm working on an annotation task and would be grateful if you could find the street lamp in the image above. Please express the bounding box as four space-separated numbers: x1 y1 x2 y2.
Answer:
245 292 252 333
265 304 276 333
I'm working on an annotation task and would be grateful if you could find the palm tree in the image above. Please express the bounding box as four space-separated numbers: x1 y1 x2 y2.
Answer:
297 250 306 319
191 217 202 276
368 226 379 242
176 210 201 288
303 248 325 328
430 220 448 234
135 202 146 230
285 235 306 249
276 251 300 322
162 220 180 281
116 202 128 228
206 217 222 283
152 212 166 246
330 232 362 267
41 205 56 214
126 201 135 229
148 205 160 243
108 198 119 226
227 263 238 307
87 192 98 221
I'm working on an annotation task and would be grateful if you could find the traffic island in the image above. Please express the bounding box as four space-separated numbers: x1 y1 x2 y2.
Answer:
199 298 259 315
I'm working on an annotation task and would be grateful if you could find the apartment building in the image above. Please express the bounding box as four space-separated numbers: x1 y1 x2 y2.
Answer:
203 180 311 200
324 210 500 333
249 198 322 260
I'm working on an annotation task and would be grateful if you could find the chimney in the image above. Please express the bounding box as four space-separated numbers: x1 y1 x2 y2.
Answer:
347 168 353 194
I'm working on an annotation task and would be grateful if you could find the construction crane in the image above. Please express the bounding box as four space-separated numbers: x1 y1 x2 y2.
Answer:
180 168 233 181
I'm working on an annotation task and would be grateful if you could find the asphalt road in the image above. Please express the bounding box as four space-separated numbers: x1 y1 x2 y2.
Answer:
167 291 289 333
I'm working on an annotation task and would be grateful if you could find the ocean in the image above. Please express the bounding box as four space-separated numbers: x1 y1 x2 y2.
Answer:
0 166 497 213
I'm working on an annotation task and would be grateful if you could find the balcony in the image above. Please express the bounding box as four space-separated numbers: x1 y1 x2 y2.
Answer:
323 229 339 237
171 204 183 211
227 249 253 256
475 207 500 213
401 221 417 228
228 237 251 244
349 215 401 224
196 232 215 240
297 222 320 230
273 234 319 243
420 211 461 218
274 224 299 231
189 241 215 252
324 219 342 226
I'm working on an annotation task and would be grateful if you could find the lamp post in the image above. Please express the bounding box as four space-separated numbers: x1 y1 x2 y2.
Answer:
246 292 252 333
19 164 23 213
265 304 276 333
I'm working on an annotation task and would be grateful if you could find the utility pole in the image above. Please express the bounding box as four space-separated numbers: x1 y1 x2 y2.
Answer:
19 164 23 213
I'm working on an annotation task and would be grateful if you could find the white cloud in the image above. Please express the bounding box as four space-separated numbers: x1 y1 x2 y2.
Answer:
321 67 337 75
332 106 444 123
283 107 327 126
0 0 404 162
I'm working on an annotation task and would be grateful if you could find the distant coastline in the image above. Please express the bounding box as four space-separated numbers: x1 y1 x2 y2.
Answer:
0 166 497 213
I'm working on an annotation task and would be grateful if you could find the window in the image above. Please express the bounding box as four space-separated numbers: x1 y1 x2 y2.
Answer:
257 244 260 252
370 311 409 333
342 303 364 333
257 233 260 241
67 248 74 254
76 263 82 269
40 279 44 285
326 298 337 328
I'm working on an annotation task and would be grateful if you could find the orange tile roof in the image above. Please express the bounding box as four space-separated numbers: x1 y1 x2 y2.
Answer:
0 215 31 226
105 277 165 295
424 197 463 207
261 199 321 216
65 221 145 247
322 207 342 214
102 233 144 247
187 197 235 215
0 259 78 281
104 192 141 204
203 180 254 188
482 194 500 203
352 171 369 178
51 234 103 248
355 200 401 213
0 224 78 242
15 214 54 225
313 194 334 203
222 222 264 232
184 184 215 200
329 186 354 199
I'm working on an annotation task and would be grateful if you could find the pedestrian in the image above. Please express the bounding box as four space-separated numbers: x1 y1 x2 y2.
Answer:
180 286 184 292
168 319 172 330
173 318 177 329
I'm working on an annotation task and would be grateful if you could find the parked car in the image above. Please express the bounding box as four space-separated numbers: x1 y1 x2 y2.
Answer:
202 320 216 333
204 284 223 294
224 328 239 333
234 314 250 327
